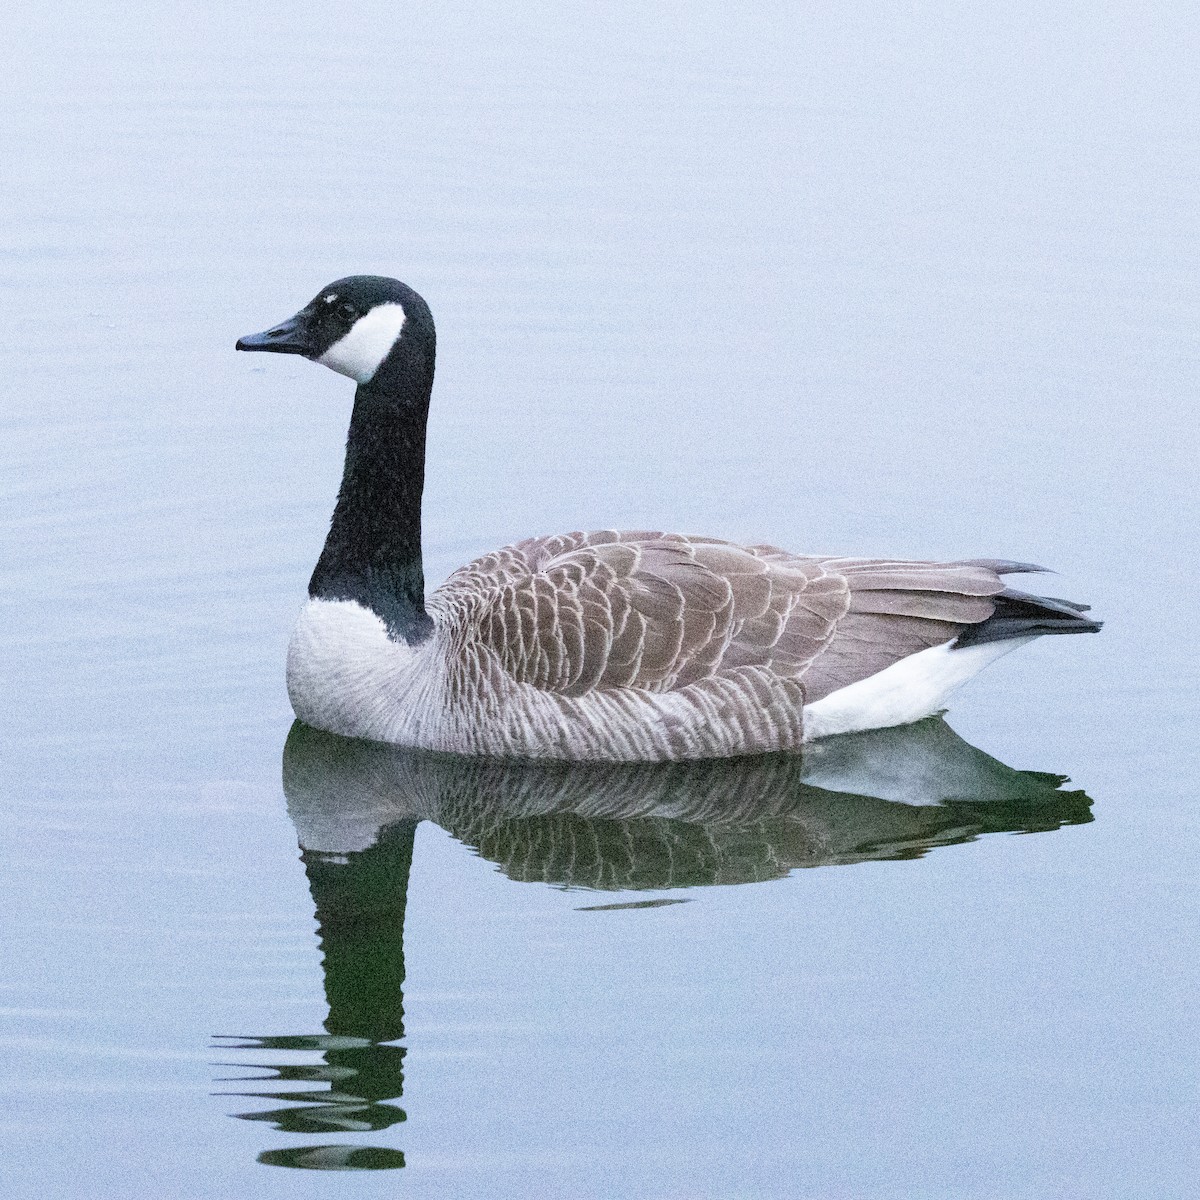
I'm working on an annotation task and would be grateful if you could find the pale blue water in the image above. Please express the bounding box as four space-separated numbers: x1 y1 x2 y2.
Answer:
2 3 1198 1196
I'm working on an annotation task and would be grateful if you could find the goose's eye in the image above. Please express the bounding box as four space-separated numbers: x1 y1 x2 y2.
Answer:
337 302 356 322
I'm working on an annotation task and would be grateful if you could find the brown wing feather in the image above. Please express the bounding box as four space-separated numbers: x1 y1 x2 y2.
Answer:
795 558 1006 701
435 531 1012 704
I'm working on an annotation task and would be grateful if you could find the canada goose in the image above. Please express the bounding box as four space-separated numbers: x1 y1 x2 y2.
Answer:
237 276 1100 761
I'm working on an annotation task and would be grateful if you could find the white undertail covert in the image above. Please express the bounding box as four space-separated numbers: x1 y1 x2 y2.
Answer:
801 636 1035 740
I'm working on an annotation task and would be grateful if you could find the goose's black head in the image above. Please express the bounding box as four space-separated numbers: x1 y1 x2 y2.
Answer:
237 276 435 391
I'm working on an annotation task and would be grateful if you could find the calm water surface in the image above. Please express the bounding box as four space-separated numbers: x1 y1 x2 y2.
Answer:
3 3 1198 1196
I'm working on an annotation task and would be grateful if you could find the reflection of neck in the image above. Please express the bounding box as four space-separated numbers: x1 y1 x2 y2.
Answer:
308 334 435 644
302 819 417 1044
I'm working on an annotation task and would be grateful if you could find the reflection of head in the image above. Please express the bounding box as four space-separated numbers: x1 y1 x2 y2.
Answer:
213 820 417 1154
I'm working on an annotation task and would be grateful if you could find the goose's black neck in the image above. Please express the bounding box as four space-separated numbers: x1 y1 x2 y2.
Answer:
309 320 436 643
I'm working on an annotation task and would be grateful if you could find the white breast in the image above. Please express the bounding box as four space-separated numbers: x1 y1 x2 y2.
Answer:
286 598 440 742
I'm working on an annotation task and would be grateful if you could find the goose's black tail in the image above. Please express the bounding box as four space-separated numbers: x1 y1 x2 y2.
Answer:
954 586 1103 649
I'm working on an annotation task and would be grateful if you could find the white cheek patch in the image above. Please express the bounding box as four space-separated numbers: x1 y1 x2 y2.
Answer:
317 303 407 384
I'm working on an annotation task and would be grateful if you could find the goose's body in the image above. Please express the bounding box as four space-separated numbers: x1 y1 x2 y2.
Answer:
239 276 1100 762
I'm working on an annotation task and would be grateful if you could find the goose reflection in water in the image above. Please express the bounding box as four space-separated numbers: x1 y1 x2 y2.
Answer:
215 717 1092 1169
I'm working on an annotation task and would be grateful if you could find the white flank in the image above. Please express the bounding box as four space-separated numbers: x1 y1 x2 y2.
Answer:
317 302 407 384
802 636 1035 741
286 601 1041 760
